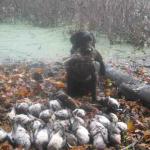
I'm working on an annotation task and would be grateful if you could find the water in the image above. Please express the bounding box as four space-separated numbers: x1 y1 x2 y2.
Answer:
0 24 70 63
0 23 149 64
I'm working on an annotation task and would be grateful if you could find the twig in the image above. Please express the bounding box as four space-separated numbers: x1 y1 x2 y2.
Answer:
121 140 138 150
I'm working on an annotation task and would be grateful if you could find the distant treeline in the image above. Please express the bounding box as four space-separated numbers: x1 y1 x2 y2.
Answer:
0 0 150 47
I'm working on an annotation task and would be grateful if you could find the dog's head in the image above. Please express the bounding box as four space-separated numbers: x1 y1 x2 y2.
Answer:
70 31 96 54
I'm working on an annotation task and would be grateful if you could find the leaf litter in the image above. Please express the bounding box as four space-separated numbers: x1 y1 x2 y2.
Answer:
0 61 149 150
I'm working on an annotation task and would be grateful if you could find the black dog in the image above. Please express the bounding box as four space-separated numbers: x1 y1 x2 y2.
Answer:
65 31 105 101
70 31 105 75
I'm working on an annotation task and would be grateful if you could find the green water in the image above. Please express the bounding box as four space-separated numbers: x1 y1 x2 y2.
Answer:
0 23 149 64
0 24 70 63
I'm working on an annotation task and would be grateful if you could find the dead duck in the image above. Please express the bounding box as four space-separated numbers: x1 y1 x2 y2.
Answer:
72 121 90 145
34 125 50 150
99 96 120 112
39 109 54 122
15 102 30 114
95 114 111 127
48 128 66 150
55 109 72 120
29 103 43 117
89 119 108 149
106 97 120 112
93 133 107 150
49 100 62 111
108 123 122 145
8 123 31 150
12 114 35 126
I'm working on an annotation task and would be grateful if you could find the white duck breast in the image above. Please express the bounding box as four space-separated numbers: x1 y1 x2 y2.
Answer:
109 113 118 122
34 128 49 150
95 115 111 127
39 109 53 122
73 109 86 118
15 102 29 114
49 100 62 111
13 114 34 125
48 130 65 150
0 128 8 142
55 109 71 119
108 97 120 109
29 103 42 117
11 124 31 150
93 133 106 150
76 125 90 145
117 122 128 132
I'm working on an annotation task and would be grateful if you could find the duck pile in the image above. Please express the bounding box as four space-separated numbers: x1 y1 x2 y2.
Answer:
0 91 127 150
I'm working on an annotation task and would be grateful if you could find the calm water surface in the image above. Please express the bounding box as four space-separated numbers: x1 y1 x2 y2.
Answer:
0 23 149 64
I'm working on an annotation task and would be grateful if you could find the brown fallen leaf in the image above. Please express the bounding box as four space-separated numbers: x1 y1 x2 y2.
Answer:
70 145 94 150
135 120 146 130
144 130 150 142
136 143 150 150
0 143 13 150
34 67 44 73
53 81 65 89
